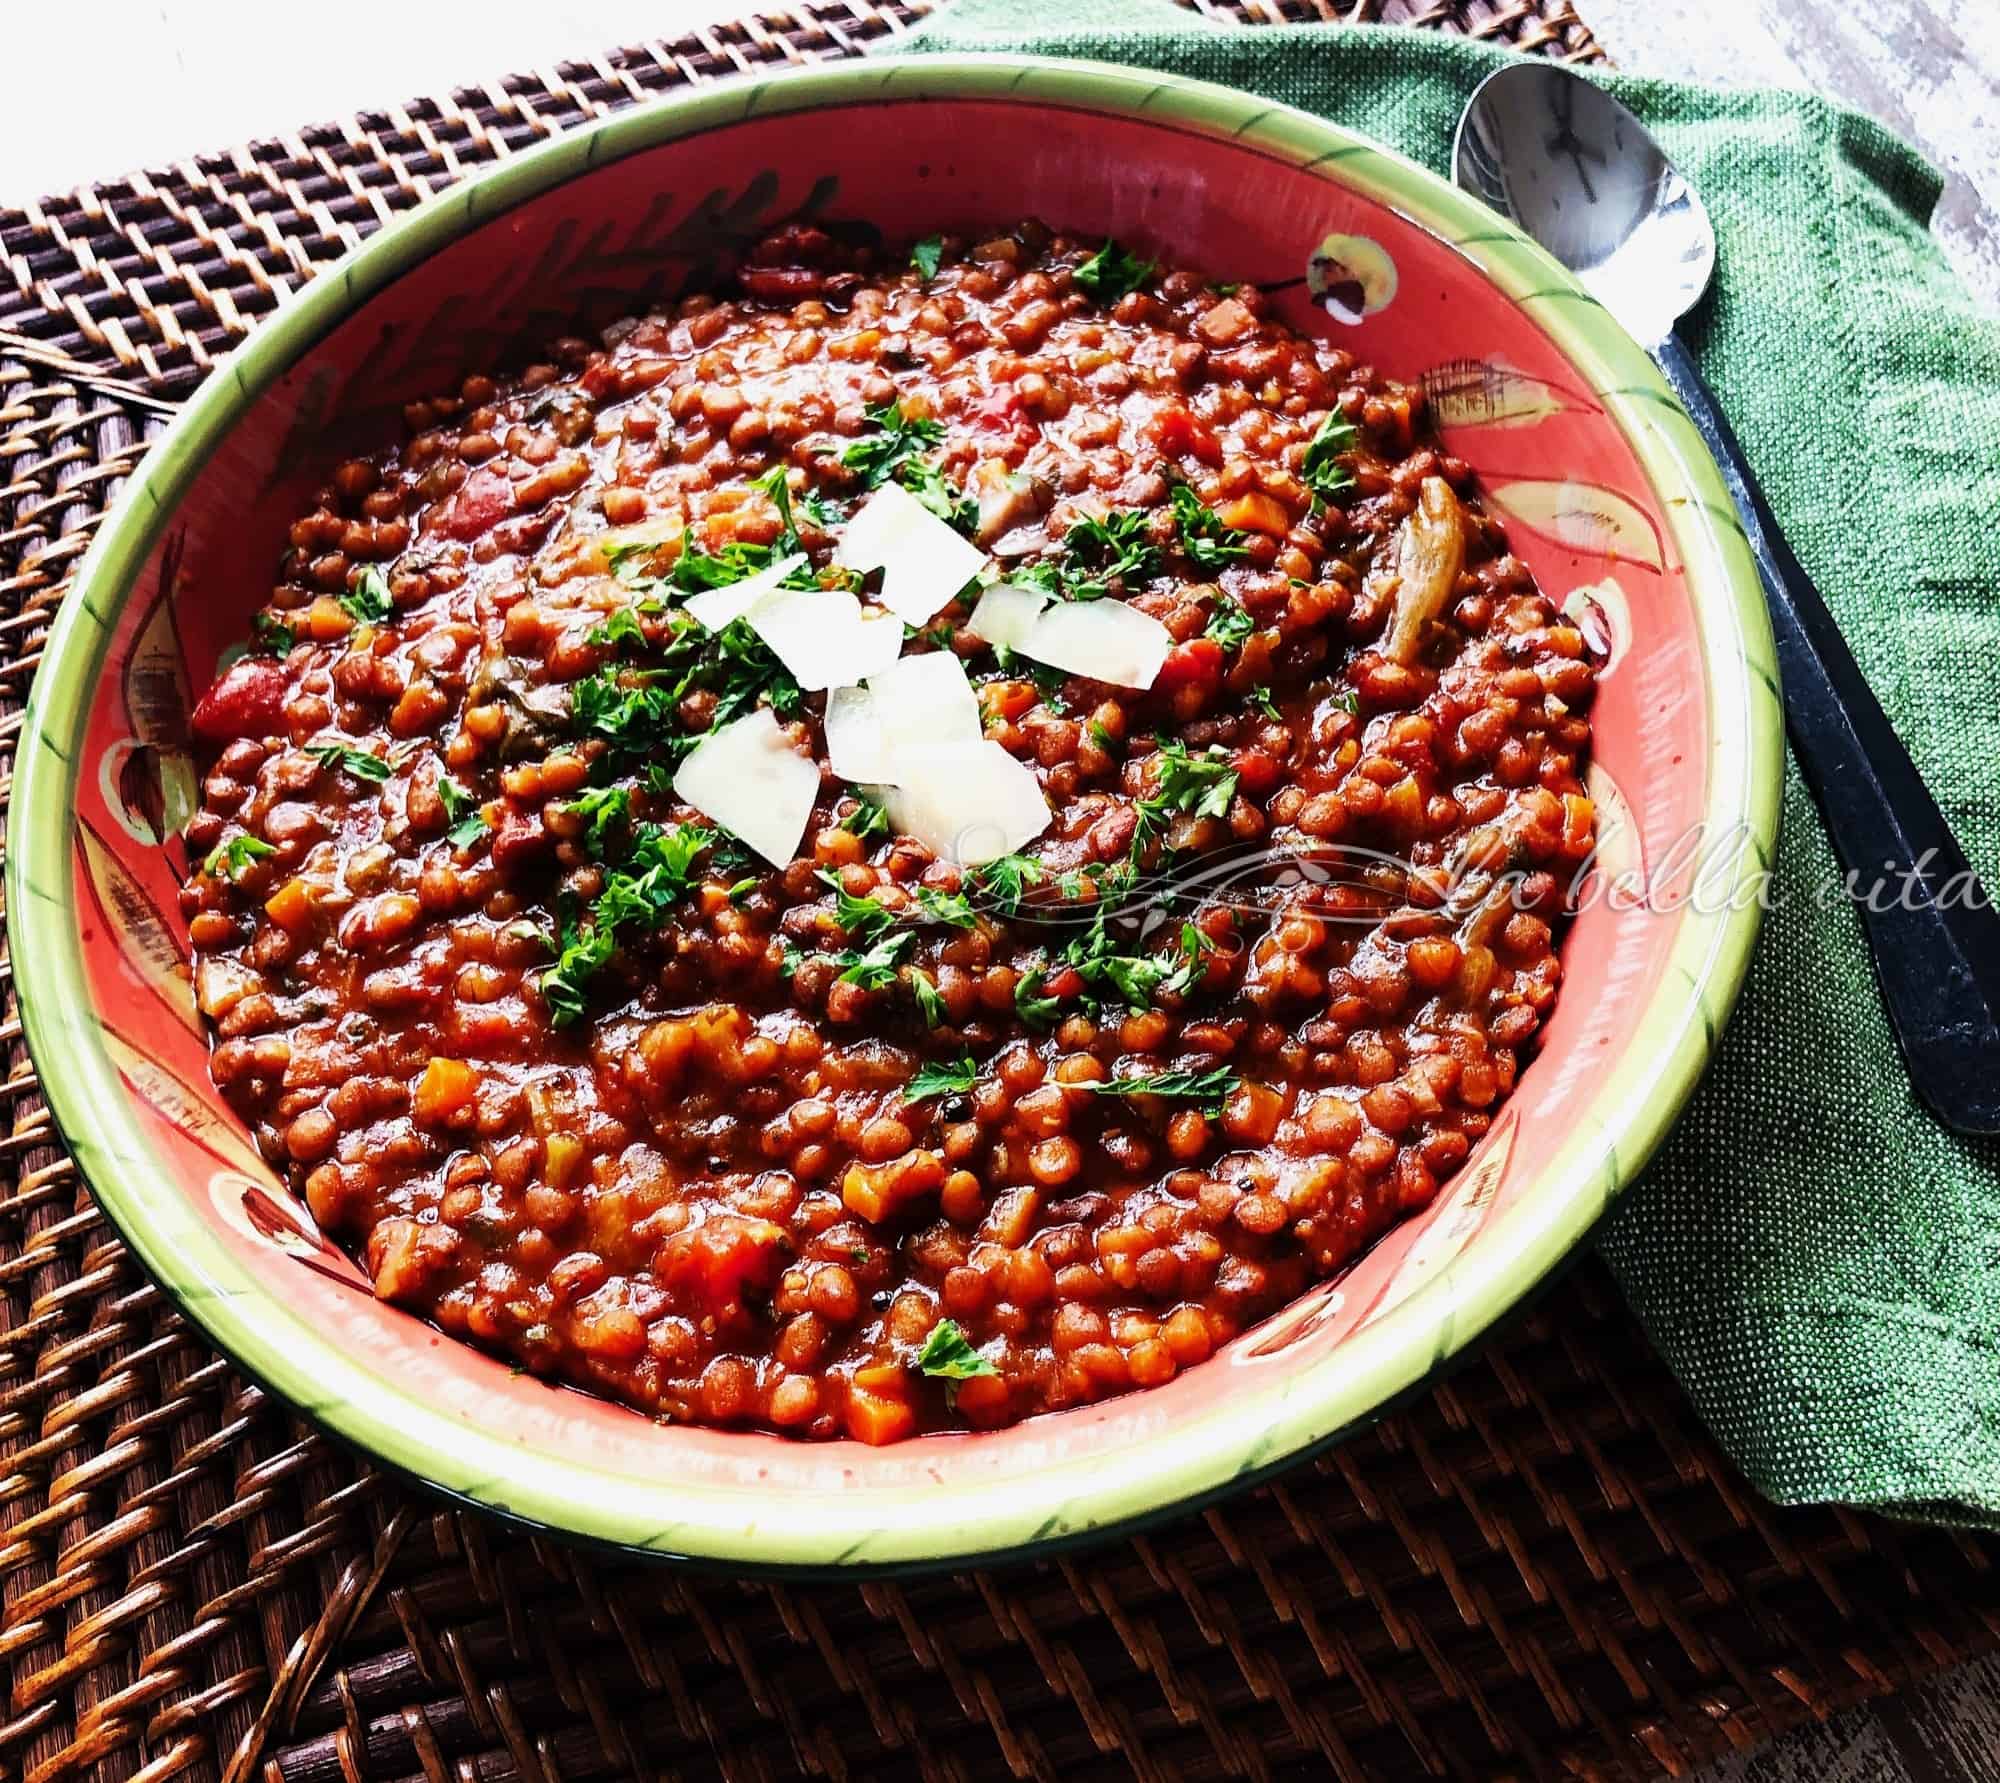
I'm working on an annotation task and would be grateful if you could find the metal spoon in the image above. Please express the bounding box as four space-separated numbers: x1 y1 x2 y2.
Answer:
1455 62 2000 1136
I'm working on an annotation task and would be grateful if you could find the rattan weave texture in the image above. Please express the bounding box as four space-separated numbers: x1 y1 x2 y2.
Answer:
7 4 1999 1782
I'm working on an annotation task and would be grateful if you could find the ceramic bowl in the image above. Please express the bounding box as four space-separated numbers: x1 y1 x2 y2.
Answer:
8 55 1780 1570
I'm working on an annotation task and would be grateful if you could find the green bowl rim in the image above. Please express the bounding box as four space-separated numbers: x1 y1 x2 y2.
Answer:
5 52 1782 1573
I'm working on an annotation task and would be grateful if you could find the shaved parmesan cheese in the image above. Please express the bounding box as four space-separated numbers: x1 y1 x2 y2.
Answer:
824 686 890 784
884 741 1051 865
966 582 1050 652
846 611 907 684
683 554 808 633
833 483 987 626
867 650 983 760
1023 598 1173 690
671 708 819 868
743 586 904 693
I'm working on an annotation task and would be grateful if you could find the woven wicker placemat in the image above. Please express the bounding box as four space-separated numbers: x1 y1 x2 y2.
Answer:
6 4 1999 1780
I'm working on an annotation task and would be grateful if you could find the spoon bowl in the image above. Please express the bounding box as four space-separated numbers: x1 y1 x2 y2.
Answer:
1455 63 1715 346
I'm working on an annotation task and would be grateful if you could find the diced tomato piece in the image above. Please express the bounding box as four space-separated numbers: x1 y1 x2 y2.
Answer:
656 1212 787 1316
1155 636 1225 693
1231 747 1283 796
190 655 289 741
1147 403 1222 467
970 391 1024 431
968 390 1035 449
433 466 514 540
1042 966 1084 1000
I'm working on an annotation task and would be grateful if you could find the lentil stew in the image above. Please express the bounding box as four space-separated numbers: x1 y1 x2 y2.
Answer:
177 221 1596 1444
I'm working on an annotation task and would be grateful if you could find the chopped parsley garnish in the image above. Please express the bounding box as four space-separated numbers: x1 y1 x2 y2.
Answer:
913 886 978 930
910 969 947 1029
310 742 391 783
838 401 974 532
1014 967 1061 1030
568 784 632 858
1204 596 1255 651
668 540 794 593
1005 560 1066 601
1170 484 1253 573
541 897 615 1028
1159 923 1218 1000
905 1055 978 1102
915 1317 998 1382
1302 410 1359 505
819 871 980 946
727 875 759 903
603 534 673 579
1248 685 1281 721
251 612 294 655
911 235 944 282
840 400 945 489
339 565 393 625
818 869 900 946
1064 509 1158 588
1083 1066 1240 1113
752 464 806 555
1072 238 1155 303
570 611 801 769
437 777 489 848
899 455 976 531
588 606 652 652
1072 947 1169 1012
973 853 1044 917
202 834 276 880
841 790 894 843
1132 739 1240 856
536 822 716 1024
834 928 916 990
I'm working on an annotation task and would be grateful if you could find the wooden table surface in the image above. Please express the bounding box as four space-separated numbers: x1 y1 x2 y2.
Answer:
3 2 1997 1779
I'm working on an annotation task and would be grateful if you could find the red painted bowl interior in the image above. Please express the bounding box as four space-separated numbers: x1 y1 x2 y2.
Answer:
75 96 1706 1497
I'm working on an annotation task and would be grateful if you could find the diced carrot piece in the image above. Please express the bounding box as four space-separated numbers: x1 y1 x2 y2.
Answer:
1195 297 1256 345
1216 489 1290 536
414 1057 479 1127
263 876 316 932
842 1151 947 1224
846 1388 917 1446
544 1133 584 1188
842 1163 892 1224
1560 794 1596 858
306 595 355 641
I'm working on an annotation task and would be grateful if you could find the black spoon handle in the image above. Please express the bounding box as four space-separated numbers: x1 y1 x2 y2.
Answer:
1653 330 2000 1135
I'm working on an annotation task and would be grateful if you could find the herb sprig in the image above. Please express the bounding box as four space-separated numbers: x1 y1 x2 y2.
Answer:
1072 238 1155 303
339 566 393 626
1082 1066 1241 1113
1302 410 1359 506
537 822 717 1024
905 1056 978 1103
310 742 391 783
437 777 490 848
203 835 276 881
838 402 973 531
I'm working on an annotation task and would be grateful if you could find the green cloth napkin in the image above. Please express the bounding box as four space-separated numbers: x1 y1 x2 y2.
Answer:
895 0 2000 1525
